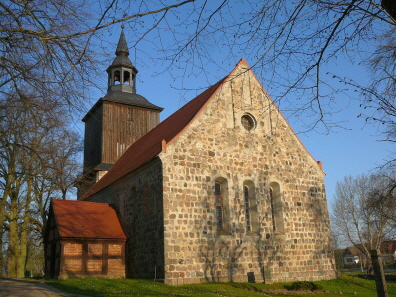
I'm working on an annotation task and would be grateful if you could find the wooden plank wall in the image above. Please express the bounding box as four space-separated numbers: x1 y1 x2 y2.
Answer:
83 105 103 170
102 103 160 164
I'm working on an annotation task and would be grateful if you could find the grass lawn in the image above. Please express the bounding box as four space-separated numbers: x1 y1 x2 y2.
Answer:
46 273 396 297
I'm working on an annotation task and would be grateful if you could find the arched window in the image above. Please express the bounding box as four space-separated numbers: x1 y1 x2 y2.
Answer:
243 180 258 233
114 70 121 84
244 185 251 231
123 71 131 85
215 182 223 231
269 182 284 233
269 187 276 231
214 178 229 233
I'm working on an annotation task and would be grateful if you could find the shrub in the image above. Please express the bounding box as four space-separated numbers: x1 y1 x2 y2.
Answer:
284 281 323 291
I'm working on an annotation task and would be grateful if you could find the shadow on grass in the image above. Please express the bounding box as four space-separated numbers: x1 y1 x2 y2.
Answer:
354 274 396 283
47 279 187 297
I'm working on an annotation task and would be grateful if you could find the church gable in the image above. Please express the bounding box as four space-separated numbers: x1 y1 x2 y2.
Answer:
162 59 323 183
163 59 322 174
159 59 333 285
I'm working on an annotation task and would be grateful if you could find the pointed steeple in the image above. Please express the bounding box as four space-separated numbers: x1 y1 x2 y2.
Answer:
104 26 163 110
106 25 137 94
115 25 129 56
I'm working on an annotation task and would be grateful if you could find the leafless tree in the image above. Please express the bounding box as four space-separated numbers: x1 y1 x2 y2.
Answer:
332 173 396 274
127 1 394 132
336 26 396 155
367 171 396 228
0 0 195 117
0 91 81 277
2 1 394 126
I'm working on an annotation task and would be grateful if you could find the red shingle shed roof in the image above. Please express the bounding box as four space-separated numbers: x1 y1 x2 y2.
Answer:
52 199 127 240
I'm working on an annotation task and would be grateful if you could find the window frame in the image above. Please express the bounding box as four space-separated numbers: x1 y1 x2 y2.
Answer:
241 113 256 131
269 182 285 234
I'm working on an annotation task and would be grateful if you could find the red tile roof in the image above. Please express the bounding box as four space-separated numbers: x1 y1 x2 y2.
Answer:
80 72 228 200
381 240 396 254
343 246 361 257
51 199 127 240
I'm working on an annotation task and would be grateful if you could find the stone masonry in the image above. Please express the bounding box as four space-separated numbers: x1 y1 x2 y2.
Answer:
158 63 336 285
88 159 165 280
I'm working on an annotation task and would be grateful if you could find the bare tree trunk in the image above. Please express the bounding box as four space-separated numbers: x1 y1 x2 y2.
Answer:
17 178 33 278
7 191 19 278
0 177 10 276
17 227 26 278
0 203 5 275
61 188 67 200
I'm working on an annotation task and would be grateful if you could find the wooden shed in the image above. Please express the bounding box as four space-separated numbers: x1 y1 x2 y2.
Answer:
44 199 127 279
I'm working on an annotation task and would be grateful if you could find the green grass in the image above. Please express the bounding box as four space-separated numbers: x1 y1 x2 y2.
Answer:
46 273 396 297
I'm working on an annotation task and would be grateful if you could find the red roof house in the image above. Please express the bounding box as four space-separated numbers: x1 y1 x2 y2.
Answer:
44 199 127 279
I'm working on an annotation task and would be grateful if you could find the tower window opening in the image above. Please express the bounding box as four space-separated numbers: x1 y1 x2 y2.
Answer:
123 71 131 85
114 70 121 84
132 73 136 88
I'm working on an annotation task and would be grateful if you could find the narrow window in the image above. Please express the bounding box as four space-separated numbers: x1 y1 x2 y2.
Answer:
244 185 251 232
269 187 277 231
215 182 223 230
243 180 258 233
269 182 284 233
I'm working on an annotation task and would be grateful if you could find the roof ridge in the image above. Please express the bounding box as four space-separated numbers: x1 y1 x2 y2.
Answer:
80 75 229 200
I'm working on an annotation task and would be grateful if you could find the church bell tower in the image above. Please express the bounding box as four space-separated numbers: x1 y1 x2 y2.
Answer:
79 26 163 194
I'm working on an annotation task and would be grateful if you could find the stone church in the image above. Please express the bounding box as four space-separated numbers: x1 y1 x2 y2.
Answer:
46 29 336 284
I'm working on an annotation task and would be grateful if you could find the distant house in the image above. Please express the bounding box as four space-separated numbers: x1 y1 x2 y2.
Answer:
342 246 363 267
342 241 396 268
381 240 396 264
44 199 127 279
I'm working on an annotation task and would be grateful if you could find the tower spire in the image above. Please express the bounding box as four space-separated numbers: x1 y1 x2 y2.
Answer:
103 26 163 110
106 26 137 94
115 25 129 56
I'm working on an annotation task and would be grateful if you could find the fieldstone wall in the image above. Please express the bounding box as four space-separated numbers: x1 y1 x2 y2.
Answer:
159 63 336 285
87 158 164 280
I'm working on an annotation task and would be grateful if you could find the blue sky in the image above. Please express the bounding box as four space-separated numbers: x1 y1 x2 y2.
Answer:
81 2 393 210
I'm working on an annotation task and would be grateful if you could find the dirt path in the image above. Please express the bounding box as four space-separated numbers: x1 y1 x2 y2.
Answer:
0 278 83 297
